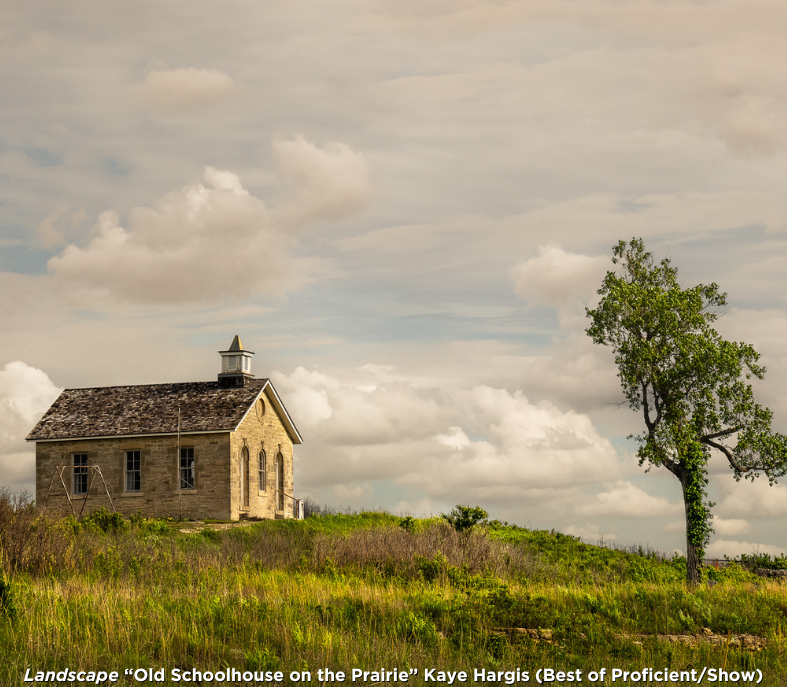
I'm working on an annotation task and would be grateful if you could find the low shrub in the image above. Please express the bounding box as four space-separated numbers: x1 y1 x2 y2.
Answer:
442 505 488 532
0 579 16 620
84 508 129 534
740 552 787 571
0 489 76 575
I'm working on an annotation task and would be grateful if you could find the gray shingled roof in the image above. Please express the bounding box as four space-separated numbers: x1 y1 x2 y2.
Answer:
26 380 269 441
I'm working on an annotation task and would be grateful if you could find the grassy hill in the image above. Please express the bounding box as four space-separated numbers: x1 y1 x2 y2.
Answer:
1 496 786 685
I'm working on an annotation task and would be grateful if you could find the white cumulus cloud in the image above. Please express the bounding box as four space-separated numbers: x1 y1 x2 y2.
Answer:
512 244 608 328
714 479 787 518
273 367 336 428
48 167 286 304
131 68 236 111
577 480 682 519
564 523 618 544
705 539 787 559
0 362 62 490
47 137 371 305
272 135 372 228
713 518 752 537
513 243 608 310
333 483 373 501
435 426 471 450
271 365 621 512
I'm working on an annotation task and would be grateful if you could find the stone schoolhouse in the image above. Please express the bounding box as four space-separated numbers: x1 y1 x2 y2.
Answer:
26 336 303 520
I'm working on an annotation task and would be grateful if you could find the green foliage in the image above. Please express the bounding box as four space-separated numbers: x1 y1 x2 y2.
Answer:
245 646 280 672
442 505 488 532
397 610 440 646
278 511 400 537
740 553 787 571
681 441 713 560
83 508 129 534
93 547 125 579
491 526 683 585
399 516 417 534
586 238 787 581
199 528 222 544
0 579 16 620
129 514 170 535
416 551 450 582
62 515 82 536
706 562 758 584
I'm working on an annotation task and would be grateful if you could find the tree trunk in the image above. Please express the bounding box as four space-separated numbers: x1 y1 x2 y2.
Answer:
685 536 702 585
681 477 703 585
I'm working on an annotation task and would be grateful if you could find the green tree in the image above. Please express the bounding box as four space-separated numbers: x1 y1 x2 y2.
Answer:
586 238 787 583
442 505 488 532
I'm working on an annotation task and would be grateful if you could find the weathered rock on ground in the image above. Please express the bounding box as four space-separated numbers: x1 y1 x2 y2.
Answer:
492 628 767 651
754 568 787 579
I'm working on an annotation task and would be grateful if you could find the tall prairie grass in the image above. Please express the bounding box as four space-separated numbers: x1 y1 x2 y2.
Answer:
0 490 785 685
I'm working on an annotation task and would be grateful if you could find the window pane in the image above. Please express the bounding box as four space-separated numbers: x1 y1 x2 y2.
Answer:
126 471 140 491
242 447 250 507
180 447 195 489
223 355 239 373
73 454 88 495
125 450 141 492
276 453 284 510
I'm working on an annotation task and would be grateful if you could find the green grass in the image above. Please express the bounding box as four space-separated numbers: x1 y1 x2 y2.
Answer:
1 508 785 685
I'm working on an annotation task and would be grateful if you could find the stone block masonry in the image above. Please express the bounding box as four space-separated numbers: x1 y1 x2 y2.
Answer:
36 432 233 520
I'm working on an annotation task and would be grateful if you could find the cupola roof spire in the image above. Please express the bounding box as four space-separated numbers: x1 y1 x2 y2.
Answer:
218 335 255 388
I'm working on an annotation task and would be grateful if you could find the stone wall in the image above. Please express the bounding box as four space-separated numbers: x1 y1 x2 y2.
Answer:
35 432 232 520
229 386 295 520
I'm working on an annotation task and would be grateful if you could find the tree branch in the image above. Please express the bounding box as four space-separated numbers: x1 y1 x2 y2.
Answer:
642 381 654 433
701 426 742 441
662 456 681 477
703 437 767 473
653 385 662 427
650 439 680 475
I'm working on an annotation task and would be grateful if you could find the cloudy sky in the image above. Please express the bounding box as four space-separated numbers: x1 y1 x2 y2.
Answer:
3 0 787 557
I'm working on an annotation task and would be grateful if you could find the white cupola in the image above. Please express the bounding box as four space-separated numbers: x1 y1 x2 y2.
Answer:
218 335 255 388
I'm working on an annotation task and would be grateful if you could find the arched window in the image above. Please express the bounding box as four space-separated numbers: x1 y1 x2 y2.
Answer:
258 449 266 493
276 452 284 511
241 446 250 508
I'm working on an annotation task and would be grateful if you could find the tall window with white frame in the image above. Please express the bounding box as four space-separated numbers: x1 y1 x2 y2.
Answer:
73 453 88 495
258 449 266 493
180 448 195 490
125 450 141 492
